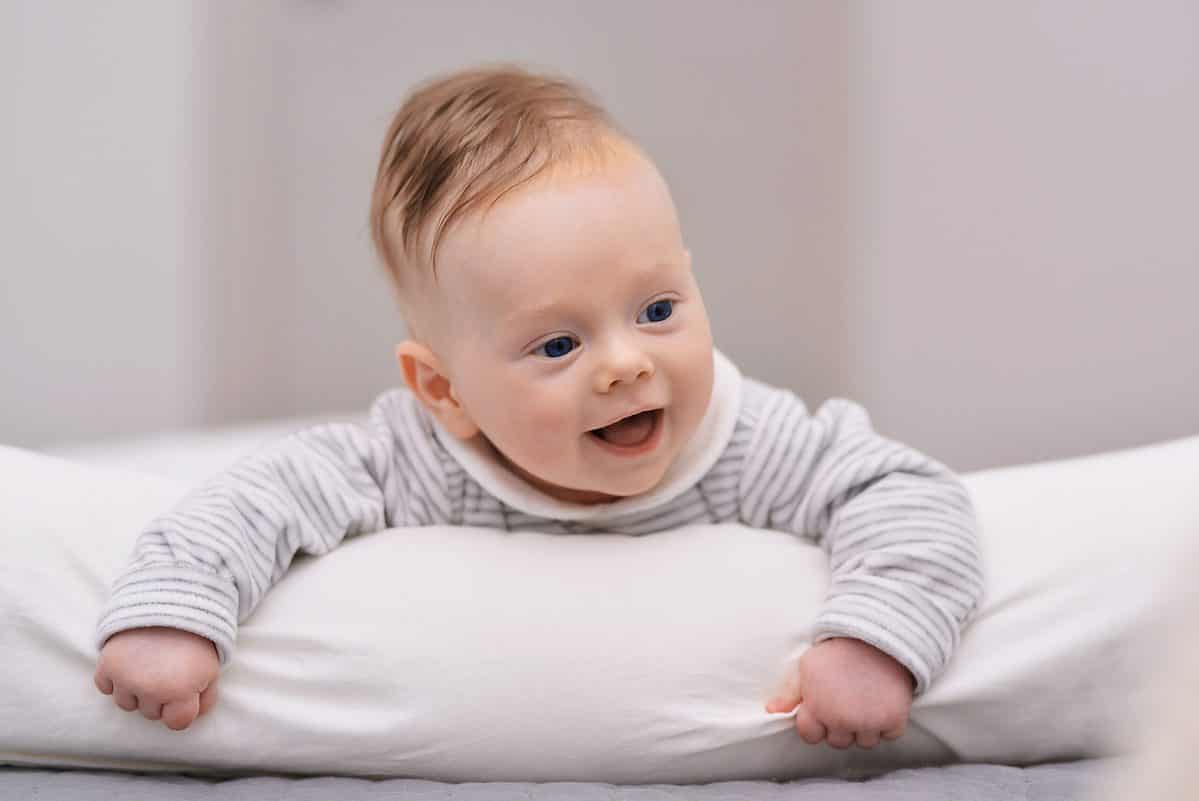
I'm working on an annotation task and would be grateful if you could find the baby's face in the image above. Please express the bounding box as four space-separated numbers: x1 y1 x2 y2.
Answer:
430 144 714 503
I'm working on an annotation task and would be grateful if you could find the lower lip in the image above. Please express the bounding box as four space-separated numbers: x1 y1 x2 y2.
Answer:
587 409 665 458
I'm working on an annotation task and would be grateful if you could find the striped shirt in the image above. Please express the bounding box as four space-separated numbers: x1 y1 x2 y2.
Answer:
96 351 982 694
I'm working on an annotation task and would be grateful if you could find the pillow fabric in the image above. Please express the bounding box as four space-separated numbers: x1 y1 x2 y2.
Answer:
2 436 1197 782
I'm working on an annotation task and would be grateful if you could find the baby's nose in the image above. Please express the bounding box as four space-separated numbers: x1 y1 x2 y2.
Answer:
593 345 654 393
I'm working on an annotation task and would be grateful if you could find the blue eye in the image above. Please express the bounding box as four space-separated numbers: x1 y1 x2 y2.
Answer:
539 336 575 358
639 299 674 324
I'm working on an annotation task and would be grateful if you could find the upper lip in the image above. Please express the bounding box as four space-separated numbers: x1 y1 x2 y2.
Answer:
589 405 663 432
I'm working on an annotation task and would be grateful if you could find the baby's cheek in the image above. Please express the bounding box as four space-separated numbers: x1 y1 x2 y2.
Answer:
665 366 709 435
517 404 577 460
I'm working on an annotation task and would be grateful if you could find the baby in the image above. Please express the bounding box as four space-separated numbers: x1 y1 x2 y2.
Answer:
93 66 982 752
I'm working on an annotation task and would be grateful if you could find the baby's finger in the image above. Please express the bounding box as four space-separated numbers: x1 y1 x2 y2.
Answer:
198 682 219 717
856 730 881 749
826 729 855 750
162 696 200 731
113 687 139 712
766 666 802 713
882 723 907 741
765 694 800 714
792 704 827 745
138 695 164 721
93 668 114 695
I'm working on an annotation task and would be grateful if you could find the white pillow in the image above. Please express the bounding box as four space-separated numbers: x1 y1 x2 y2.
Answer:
2 436 1196 783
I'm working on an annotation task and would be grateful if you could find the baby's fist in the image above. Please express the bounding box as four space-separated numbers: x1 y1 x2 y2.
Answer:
766 637 913 749
94 627 220 730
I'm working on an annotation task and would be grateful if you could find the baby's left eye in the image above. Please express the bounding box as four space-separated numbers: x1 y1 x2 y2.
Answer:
638 299 674 324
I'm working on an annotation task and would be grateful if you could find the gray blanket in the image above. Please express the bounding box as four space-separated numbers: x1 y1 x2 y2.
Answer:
0 760 1116 800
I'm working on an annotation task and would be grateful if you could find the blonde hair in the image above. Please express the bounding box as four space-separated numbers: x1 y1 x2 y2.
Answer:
369 65 619 301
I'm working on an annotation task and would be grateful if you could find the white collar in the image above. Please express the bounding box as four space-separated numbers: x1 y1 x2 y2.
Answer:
431 348 742 522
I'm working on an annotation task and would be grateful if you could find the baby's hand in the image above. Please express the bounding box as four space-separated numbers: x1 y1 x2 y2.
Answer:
94 627 220 730
765 637 913 749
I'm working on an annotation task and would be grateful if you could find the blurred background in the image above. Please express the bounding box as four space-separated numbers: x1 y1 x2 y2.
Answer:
1 0 1196 472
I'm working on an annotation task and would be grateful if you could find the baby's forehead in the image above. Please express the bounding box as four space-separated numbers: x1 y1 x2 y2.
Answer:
483 258 683 319
447 167 675 262
430 148 682 311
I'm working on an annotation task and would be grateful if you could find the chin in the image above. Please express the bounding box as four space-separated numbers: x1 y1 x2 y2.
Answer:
600 467 671 498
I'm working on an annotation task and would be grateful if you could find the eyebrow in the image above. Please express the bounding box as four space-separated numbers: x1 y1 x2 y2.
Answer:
503 301 573 330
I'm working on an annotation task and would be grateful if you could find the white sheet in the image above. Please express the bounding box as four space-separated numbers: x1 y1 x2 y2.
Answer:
2 433 1197 782
44 413 359 484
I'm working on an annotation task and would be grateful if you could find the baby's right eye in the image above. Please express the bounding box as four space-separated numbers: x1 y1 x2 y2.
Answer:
538 336 576 358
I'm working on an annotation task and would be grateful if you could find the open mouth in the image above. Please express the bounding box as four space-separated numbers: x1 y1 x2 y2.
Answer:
587 408 663 452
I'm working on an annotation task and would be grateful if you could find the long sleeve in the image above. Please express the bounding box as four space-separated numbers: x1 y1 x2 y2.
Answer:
95 389 451 666
737 388 982 694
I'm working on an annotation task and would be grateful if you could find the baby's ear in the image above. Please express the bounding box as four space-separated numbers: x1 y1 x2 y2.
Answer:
394 341 479 440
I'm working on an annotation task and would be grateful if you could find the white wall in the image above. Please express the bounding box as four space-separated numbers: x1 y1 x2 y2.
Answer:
1 1 206 444
185 1 294 424
269 1 847 424
849 0 1199 468
3 1 1196 472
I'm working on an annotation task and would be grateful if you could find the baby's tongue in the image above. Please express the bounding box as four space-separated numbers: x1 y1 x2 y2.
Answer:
597 411 655 446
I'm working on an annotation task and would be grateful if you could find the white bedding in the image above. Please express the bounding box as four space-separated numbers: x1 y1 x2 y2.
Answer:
2 429 1197 782
45 413 359 484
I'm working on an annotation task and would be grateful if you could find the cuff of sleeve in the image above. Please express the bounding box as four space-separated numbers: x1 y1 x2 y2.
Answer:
813 588 951 695
95 562 239 667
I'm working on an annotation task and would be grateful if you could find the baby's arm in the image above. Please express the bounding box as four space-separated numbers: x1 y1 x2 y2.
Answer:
94 391 440 728
741 391 982 745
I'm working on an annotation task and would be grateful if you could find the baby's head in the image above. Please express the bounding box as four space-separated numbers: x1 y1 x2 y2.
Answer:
369 65 714 504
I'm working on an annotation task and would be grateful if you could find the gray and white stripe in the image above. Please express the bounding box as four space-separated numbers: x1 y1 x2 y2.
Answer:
735 383 982 692
97 379 981 692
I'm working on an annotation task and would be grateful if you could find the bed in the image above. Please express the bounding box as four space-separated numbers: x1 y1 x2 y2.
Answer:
3 416 1194 800
0 760 1118 800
